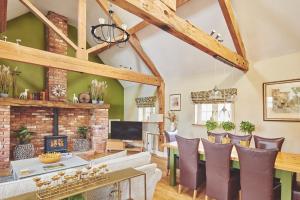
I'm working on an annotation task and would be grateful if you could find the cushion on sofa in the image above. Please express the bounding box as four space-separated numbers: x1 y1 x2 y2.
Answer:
91 150 127 165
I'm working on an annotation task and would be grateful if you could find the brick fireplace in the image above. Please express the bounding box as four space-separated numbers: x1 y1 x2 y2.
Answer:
0 11 109 169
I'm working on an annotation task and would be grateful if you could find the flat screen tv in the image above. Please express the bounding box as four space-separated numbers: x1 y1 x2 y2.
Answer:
110 121 143 140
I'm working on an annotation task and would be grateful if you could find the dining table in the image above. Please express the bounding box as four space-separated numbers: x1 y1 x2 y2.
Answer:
164 141 300 200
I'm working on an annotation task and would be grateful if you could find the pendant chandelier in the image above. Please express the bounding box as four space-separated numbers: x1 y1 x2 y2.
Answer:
91 7 130 47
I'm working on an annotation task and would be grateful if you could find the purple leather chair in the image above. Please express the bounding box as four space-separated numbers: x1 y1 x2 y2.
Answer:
293 173 300 200
207 132 228 144
176 135 205 200
236 145 281 200
254 135 285 151
164 130 179 175
228 133 252 145
202 139 240 200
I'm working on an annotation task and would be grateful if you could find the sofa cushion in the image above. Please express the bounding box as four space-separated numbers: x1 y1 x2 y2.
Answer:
91 150 127 165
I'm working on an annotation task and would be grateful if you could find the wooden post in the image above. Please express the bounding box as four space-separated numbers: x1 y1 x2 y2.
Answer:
158 80 165 151
76 0 88 59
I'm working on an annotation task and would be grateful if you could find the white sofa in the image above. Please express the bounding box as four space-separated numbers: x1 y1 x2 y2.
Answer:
0 151 162 200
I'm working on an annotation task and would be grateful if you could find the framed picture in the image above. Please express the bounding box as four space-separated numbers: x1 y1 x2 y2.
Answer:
263 79 300 122
169 94 181 111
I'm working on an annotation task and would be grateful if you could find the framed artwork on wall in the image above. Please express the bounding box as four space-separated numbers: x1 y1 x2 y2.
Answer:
169 94 181 111
263 79 300 122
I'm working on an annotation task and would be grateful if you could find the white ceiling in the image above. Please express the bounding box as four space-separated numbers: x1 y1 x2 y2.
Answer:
7 0 300 87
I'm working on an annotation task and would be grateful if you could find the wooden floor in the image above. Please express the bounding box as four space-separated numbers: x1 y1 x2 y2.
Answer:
151 155 207 200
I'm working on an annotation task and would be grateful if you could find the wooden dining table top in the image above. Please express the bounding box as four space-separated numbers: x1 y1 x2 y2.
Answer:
164 141 300 174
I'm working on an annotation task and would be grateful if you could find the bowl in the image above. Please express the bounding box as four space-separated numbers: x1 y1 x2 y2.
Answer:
39 152 62 164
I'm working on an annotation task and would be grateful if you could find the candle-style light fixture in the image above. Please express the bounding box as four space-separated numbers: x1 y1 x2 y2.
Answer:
90 4 130 47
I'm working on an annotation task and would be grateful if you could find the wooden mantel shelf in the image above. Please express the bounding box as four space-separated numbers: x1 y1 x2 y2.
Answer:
0 98 110 109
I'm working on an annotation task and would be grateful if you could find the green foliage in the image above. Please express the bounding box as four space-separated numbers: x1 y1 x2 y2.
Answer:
13 126 34 144
77 126 89 139
205 120 219 132
221 121 236 131
240 121 255 135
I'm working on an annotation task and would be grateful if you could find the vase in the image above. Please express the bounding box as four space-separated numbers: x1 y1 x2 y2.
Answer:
0 93 8 98
92 99 98 104
98 100 104 105
73 139 90 152
170 122 176 132
14 143 35 160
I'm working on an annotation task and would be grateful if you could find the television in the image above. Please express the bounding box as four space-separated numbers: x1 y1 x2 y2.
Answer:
110 121 143 140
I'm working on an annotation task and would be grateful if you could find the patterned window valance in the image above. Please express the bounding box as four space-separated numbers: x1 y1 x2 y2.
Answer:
135 96 157 107
191 88 237 104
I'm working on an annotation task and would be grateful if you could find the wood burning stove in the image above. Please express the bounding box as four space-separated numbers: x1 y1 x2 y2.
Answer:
44 108 68 153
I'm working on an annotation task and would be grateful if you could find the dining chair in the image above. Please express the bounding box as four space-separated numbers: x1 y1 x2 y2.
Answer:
236 145 281 200
293 173 300 200
164 130 179 176
228 133 252 147
207 132 228 144
254 135 285 151
202 139 240 200
175 135 205 200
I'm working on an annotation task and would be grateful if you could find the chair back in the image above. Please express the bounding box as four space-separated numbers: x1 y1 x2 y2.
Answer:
175 135 200 189
228 133 252 146
236 145 278 200
202 139 233 199
207 132 228 144
165 130 178 170
254 135 285 151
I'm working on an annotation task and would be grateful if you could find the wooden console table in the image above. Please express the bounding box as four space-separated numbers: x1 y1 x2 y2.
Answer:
7 168 146 200
106 139 143 152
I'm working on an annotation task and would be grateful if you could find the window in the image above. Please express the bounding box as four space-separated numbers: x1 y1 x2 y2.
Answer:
194 103 234 125
138 107 156 122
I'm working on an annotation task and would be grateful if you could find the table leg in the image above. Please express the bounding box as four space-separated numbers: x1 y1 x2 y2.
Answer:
169 148 177 186
144 174 147 200
117 182 121 200
276 169 293 200
129 178 132 200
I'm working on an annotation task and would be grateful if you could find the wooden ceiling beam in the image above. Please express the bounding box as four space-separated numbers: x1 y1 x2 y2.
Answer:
161 0 176 11
87 0 190 55
218 0 246 57
110 0 248 71
76 0 88 59
96 0 162 78
0 0 8 33
0 41 161 86
20 0 78 50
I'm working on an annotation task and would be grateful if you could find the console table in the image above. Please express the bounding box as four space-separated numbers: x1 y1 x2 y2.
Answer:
7 168 146 200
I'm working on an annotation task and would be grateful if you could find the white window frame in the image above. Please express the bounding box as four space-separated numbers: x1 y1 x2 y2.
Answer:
138 107 156 122
194 102 235 125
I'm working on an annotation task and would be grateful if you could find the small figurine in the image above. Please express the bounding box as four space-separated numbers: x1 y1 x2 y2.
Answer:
19 89 29 99
72 93 79 103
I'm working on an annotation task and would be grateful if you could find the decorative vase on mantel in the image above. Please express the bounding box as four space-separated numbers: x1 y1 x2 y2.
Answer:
0 93 9 98
92 99 98 104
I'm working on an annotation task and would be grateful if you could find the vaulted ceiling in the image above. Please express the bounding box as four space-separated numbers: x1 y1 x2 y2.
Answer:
6 0 300 87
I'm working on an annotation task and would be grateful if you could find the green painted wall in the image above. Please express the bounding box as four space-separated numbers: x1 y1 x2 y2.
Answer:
0 13 124 120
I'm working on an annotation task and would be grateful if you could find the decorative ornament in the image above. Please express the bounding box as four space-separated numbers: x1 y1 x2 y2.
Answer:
72 93 79 104
19 89 29 99
79 92 91 103
51 85 66 97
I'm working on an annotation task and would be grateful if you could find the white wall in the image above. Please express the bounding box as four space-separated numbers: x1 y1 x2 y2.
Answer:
124 52 300 153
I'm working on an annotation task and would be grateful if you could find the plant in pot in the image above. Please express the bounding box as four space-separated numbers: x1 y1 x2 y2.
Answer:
205 120 219 132
98 81 107 105
73 126 90 152
90 79 100 104
221 121 236 133
166 111 177 131
240 121 255 135
0 65 12 97
13 126 35 160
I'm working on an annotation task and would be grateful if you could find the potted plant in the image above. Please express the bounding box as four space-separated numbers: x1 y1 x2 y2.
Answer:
13 126 35 160
240 121 255 135
166 111 177 131
221 121 236 132
90 80 100 104
98 81 107 105
73 126 90 152
0 65 12 97
205 120 219 132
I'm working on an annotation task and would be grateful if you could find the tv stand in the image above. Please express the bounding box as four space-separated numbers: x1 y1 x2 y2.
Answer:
106 139 143 152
